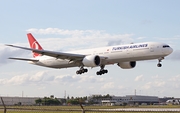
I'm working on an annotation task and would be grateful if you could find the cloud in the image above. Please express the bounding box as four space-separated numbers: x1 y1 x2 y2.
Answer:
0 46 29 66
54 74 105 84
137 37 146 40
0 71 105 86
151 75 159 79
154 81 165 87
142 82 152 89
169 75 180 82
0 47 13 65
54 75 80 83
0 74 27 85
167 75 180 89
107 39 123 46
27 28 97 36
134 75 144 82
137 74 180 97
101 82 115 89
142 80 165 90
118 85 125 90
29 71 47 82
26 28 134 50
0 71 48 85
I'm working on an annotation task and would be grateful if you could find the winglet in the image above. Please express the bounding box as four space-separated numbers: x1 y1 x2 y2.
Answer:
27 33 43 58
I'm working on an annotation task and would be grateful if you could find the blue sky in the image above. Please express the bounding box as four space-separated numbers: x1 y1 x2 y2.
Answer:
0 0 180 98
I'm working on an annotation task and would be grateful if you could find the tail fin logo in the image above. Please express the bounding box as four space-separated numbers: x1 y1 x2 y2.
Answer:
27 33 43 58
32 41 40 50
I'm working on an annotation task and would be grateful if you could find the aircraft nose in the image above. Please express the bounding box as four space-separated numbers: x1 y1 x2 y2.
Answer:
163 47 173 55
169 47 173 54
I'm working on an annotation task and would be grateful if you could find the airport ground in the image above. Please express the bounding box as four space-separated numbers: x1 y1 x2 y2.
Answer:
1 105 180 113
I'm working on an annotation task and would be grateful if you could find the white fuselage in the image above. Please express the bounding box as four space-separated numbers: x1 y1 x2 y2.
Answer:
29 42 173 68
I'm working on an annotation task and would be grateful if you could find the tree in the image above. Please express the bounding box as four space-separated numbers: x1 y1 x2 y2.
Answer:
35 98 42 106
35 96 61 106
71 96 74 100
50 95 54 99
67 96 70 100
83 96 87 100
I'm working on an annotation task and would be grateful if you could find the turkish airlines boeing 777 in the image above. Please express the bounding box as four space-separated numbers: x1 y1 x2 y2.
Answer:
7 33 173 75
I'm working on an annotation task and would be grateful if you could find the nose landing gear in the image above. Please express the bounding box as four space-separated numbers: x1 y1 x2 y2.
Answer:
157 57 164 67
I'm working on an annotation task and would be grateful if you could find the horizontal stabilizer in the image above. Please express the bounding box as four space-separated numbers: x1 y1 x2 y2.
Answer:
9 57 39 62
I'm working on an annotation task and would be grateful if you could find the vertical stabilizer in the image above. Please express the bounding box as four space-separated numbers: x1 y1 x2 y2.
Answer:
27 33 43 58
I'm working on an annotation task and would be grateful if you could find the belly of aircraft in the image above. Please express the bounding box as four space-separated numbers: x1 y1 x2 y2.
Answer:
34 59 78 69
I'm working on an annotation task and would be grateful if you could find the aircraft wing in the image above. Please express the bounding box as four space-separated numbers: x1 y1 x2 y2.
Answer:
9 57 39 62
6 44 86 60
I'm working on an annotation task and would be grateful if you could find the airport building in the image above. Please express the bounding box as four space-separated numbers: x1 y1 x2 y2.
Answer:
0 96 66 106
0 96 39 105
101 95 159 106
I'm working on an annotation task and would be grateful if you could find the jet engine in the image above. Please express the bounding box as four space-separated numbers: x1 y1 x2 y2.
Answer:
82 55 101 67
117 61 136 69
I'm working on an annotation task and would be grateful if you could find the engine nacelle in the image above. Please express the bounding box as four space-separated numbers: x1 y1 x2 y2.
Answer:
117 61 136 69
82 55 101 67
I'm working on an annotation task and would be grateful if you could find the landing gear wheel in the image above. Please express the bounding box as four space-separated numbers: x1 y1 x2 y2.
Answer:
96 65 108 75
84 69 88 72
96 72 102 75
102 69 108 74
76 67 88 75
76 71 79 74
157 63 162 67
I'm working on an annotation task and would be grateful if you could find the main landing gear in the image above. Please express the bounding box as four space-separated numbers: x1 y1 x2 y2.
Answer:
76 67 88 74
96 65 108 75
157 57 164 67
76 65 108 75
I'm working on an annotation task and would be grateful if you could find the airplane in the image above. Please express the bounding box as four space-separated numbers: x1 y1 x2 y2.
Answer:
6 33 173 75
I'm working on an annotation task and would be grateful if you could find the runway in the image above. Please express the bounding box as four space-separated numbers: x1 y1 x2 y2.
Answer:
115 108 180 112
88 108 180 112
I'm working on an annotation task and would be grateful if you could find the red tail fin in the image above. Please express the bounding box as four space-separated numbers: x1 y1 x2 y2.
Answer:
27 33 43 58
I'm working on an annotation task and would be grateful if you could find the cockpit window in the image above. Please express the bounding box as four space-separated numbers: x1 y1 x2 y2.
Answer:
163 45 170 48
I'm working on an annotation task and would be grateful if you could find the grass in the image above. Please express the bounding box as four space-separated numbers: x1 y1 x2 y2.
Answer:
0 105 180 113
0 111 179 113
4 105 180 109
